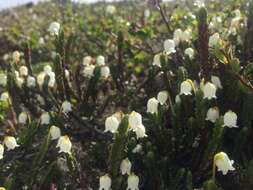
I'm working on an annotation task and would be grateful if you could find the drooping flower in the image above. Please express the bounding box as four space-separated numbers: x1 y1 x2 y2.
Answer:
152 53 161 67
184 48 194 59
27 76 36 88
105 115 120 133
56 135 72 154
18 112 28 124
82 56 92 66
180 80 193 95
96 55 105 66
147 97 159 114
43 65 52 75
127 174 139 190
214 152 235 175
135 124 147 139
223 110 238 128
50 125 61 140
40 112 50 125
206 107 219 123
128 111 142 131
132 144 142 153
99 174 112 190
0 73 7 86
164 39 176 55
0 92 9 102
101 66 110 79
211 75 223 89
0 144 4 159
82 65 95 78
12 51 20 62
19 66 28 76
47 71 56 88
157 91 168 105
4 136 19 151
61 101 72 113
120 158 132 175
203 82 217 100
48 21 60 36
106 5 116 14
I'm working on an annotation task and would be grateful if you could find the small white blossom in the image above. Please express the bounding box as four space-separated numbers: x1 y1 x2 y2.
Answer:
4 136 19 151
203 82 217 100
135 124 147 139
106 5 116 14
12 51 20 62
37 72 46 87
82 56 92 66
43 65 52 75
18 112 28 124
0 92 9 102
101 66 110 79
48 21 60 36
96 55 105 66
0 73 7 86
127 174 139 190
0 144 3 159
56 135 72 154
175 94 181 103
214 152 235 175
206 107 219 123
184 48 194 59
147 97 159 114
223 110 238 128
105 115 120 133
152 54 161 67
27 76 36 88
132 144 142 153
82 65 95 78
40 112 50 125
194 0 205 7
120 158 132 175
128 111 142 131
61 101 72 113
19 66 28 76
180 80 193 95
50 125 61 140
157 91 168 105
164 39 176 55
211 75 223 89
99 174 112 190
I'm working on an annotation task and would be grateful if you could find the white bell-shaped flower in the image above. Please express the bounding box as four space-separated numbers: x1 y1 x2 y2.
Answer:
97 55 105 66
223 110 238 128
209 33 220 47
48 22 60 36
99 174 112 190
62 101 72 113
203 82 217 100
47 71 56 88
37 72 46 87
164 39 176 55
82 56 92 66
56 135 72 154
105 115 120 133
18 112 28 124
106 5 116 14
180 80 193 95
135 124 147 139
0 92 9 102
120 158 132 175
0 73 7 86
19 66 28 76
181 30 192 42
4 136 19 151
101 66 110 79
12 51 20 62
43 65 52 75
128 111 142 131
152 53 161 67
0 144 3 159
27 76 36 88
206 107 219 123
211 75 222 89
50 125 61 140
173 29 183 45
214 152 235 175
175 94 181 104
147 97 159 114
82 65 95 78
157 91 168 105
184 48 194 59
127 174 139 190
40 112 50 125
